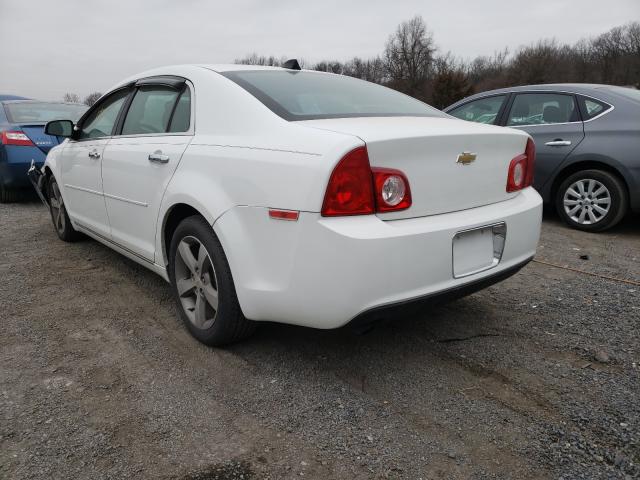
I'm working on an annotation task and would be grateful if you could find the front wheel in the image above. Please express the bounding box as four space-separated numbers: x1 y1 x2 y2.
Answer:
48 177 81 241
168 215 255 346
555 169 628 232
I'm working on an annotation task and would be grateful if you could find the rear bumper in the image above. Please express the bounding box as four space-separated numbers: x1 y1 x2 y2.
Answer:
0 145 45 188
347 255 532 330
213 187 542 329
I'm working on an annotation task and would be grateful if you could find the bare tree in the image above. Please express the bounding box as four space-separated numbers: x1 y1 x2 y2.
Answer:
344 57 386 83
63 93 80 103
429 54 474 108
384 15 436 98
466 49 510 91
311 61 344 74
235 53 283 66
84 92 102 107
589 22 640 85
235 54 308 69
307 57 386 82
507 39 568 85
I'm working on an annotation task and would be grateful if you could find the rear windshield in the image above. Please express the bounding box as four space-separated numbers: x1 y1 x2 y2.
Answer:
3 102 87 124
221 70 445 121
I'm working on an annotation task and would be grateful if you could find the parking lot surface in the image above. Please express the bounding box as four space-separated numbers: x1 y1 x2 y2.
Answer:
1 201 638 479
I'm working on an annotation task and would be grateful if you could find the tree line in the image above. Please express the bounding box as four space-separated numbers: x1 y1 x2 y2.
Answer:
236 16 640 108
63 91 102 107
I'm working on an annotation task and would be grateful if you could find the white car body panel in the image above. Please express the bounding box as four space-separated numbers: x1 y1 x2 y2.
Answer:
102 135 190 261
213 188 541 328
41 64 543 329
60 138 111 237
300 117 527 219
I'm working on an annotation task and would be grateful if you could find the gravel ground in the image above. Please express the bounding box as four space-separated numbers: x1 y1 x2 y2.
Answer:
1 200 638 480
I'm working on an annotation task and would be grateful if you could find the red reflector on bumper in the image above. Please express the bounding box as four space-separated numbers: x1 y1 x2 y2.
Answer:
268 209 299 221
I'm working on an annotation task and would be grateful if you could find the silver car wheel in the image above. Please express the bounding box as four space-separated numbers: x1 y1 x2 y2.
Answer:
174 236 219 329
563 179 611 225
50 182 66 234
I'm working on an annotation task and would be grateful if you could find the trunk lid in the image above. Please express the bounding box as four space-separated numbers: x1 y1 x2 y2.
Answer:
301 117 530 219
19 124 61 153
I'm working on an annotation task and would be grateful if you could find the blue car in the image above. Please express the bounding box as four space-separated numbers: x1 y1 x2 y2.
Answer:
0 98 87 202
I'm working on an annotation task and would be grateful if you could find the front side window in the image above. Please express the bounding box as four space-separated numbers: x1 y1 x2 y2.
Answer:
448 95 506 125
79 89 130 140
221 70 445 121
121 86 182 135
507 93 579 126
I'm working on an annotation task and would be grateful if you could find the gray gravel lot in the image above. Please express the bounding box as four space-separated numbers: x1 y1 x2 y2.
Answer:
1 200 639 479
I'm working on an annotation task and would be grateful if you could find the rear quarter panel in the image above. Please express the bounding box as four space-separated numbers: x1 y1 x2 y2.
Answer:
155 128 360 266
561 109 640 211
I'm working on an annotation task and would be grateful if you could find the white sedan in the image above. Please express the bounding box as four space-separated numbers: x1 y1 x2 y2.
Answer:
32 62 542 346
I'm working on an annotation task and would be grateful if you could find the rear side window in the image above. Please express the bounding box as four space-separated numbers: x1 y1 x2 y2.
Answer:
221 70 445 121
507 93 579 126
580 96 612 120
448 95 506 125
168 88 191 133
122 87 181 135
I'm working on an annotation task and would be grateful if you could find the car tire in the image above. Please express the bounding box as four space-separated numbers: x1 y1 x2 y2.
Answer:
48 176 82 242
555 169 628 232
168 215 256 346
0 183 20 203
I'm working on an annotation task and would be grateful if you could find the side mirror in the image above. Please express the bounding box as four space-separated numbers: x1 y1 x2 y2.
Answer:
45 119 74 137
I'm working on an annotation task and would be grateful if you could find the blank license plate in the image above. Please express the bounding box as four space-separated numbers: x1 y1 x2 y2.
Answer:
452 224 505 278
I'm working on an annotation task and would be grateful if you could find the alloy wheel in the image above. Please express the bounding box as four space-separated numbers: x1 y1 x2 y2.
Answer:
174 236 219 329
50 182 66 234
563 179 611 225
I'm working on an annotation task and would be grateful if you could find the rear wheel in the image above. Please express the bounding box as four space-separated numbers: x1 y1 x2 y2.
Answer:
48 177 81 242
555 169 627 232
168 215 255 346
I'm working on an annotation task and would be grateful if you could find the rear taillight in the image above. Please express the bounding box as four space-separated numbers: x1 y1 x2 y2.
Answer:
321 146 375 216
321 146 412 217
371 167 412 212
1 130 34 146
507 138 536 192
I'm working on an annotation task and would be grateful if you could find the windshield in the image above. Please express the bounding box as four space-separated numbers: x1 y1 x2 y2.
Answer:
221 70 445 121
3 102 88 124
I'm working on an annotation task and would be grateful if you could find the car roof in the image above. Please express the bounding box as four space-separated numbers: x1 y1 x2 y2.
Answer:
1 99 82 106
198 64 289 72
0 94 30 101
110 63 327 93
479 83 617 95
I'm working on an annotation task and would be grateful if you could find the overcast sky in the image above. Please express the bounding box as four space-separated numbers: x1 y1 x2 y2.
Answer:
1 0 638 101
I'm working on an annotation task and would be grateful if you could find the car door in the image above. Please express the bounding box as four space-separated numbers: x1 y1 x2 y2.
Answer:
60 88 131 237
101 79 193 262
503 92 585 191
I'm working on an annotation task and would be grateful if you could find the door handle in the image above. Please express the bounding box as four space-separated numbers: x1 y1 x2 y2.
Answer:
148 152 169 164
545 140 572 147
88 149 101 159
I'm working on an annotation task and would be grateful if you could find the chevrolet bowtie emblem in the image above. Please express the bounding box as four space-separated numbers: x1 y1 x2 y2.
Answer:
456 152 477 165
